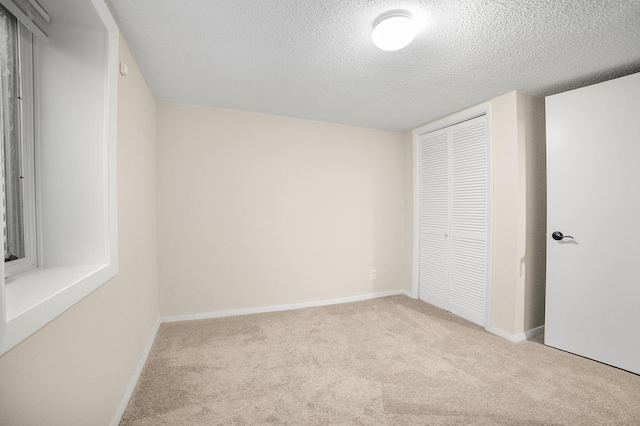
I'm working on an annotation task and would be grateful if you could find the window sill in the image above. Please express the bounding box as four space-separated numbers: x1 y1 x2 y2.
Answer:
6 265 111 319
0 264 117 355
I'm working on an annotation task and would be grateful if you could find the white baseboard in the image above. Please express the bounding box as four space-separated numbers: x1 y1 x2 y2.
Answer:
401 289 417 298
524 325 545 340
110 289 413 424
110 317 161 426
488 325 545 343
162 289 411 323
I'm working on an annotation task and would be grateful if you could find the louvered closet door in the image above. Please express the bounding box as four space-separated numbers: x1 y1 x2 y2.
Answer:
448 116 488 326
418 127 450 310
418 115 488 327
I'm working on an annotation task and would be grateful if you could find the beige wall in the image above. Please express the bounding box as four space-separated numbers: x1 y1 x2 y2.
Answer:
157 103 408 316
0 34 160 425
521 94 546 331
0 32 547 424
402 131 414 295
490 92 521 334
489 91 546 336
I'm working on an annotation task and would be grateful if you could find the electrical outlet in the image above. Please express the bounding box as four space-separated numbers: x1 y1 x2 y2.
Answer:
371 269 377 280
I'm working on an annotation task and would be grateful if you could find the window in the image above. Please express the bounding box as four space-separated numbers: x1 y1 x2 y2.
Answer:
0 4 37 277
0 0 119 355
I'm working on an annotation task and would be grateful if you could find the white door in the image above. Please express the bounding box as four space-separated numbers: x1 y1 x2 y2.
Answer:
417 115 488 326
418 126 450 310
545 72 640 374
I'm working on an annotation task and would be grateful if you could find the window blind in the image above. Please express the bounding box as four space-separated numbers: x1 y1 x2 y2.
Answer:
0 0 49 40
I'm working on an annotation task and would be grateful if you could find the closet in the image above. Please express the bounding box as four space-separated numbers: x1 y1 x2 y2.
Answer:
413 115 489 327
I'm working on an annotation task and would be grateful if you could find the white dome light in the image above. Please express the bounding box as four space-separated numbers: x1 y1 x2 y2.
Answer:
372 10 416 52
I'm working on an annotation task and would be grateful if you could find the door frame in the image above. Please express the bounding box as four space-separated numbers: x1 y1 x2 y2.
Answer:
411 102 493 329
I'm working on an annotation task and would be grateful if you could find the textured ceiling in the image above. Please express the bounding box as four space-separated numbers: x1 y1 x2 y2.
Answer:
105 0 640 132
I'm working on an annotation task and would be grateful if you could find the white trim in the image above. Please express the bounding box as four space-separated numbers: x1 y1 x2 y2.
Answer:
524 325 545 340
411 136 420 299
400 288 416 299
162 290 409 323
488 325 545 343
110 317 161 426
103 9 119 269
91 0 118 33
484 104 494 330
488 327 523 343
413 102 490 136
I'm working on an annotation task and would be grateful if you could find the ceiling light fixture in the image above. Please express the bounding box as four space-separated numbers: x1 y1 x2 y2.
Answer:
372 10 416 52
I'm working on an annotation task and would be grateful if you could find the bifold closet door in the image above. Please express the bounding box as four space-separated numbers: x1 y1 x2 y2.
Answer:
418 116 488 327
418 127 450 310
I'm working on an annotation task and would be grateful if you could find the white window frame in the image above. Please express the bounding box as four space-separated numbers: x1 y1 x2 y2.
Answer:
0 0 118 355
3 19 38 278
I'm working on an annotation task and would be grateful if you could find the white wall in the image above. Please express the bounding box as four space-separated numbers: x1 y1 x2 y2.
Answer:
0 34 159 425
157 103 408 316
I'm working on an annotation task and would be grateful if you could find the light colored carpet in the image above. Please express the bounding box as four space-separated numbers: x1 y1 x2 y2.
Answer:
120 295 640 425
